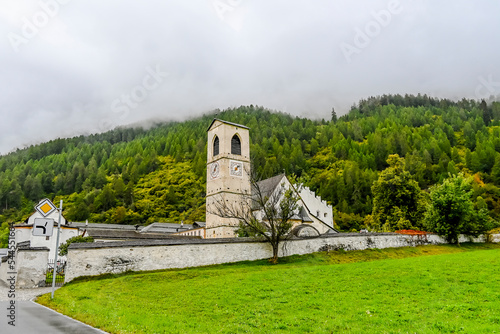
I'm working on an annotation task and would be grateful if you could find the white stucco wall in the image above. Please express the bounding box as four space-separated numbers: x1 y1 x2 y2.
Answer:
15 226 78 259
299 186 333 227
26 208 61 225
65 233 490 283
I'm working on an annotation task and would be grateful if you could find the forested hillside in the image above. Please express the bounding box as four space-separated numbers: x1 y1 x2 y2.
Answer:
1 95 500 243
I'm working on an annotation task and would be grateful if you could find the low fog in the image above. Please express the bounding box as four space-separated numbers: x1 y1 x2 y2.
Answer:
1 0 499 154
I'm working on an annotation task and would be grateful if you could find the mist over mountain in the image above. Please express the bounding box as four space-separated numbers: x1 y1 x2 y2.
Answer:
1 1 499 154
1 96 500 247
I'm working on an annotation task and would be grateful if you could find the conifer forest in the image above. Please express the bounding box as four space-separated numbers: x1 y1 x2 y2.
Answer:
2 94 500 244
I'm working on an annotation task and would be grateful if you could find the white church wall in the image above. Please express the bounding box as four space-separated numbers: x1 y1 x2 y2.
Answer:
307 216 332 234
65 233 492 283
298 187 333 227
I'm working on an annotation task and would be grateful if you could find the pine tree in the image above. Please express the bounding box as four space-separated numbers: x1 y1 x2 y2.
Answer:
331 107 337 123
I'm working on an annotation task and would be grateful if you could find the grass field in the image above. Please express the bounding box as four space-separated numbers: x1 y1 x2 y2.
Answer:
37 244 500 333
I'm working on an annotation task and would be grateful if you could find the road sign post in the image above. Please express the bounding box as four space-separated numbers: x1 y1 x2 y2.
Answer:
51 200 63 299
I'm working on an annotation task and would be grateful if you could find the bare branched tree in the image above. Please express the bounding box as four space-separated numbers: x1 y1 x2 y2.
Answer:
208 170 300 264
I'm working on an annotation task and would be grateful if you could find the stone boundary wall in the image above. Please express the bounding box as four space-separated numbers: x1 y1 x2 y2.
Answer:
1 247 50 288
490 233 500 243
65 233 494 283
0 256 10 287
16 248 50 288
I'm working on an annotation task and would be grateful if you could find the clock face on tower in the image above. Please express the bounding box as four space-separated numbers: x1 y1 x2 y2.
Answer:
209 161 220 179
230 161 243 177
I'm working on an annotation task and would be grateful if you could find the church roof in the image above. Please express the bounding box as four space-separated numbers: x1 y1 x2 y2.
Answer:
207 119 250 132
254 173 286 199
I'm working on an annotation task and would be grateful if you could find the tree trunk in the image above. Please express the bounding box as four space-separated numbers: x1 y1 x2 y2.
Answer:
270 242 279 264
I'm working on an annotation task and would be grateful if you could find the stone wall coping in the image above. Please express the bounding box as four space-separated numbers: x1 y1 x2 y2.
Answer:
68 232 406 250
17 247 50 252
69 237 260 249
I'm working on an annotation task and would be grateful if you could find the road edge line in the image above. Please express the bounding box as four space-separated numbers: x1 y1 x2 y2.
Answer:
29 297 109 334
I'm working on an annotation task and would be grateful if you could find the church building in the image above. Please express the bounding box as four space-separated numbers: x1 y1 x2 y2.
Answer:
204 119 337 238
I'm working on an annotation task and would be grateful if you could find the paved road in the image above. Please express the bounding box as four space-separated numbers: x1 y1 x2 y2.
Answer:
0 301 108 333
1 287 107 333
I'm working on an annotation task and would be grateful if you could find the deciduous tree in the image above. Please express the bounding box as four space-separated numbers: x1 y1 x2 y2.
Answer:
370 154 426 231
424 173 492 245
59 236 94 256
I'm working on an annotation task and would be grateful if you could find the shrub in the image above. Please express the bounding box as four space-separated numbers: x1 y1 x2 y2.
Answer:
59 236 94 256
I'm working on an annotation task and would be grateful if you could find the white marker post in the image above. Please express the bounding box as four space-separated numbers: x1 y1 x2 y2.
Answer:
51 200 63 299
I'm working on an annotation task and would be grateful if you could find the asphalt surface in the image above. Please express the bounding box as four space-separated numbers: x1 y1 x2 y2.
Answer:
0 287 107 333
0 301 108 334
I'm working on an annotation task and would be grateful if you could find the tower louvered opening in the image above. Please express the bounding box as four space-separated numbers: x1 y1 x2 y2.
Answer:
213 136 219 156
231 135 241 155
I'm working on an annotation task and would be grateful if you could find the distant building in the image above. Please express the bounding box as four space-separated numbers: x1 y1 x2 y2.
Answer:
13 214 202 254
13 207 78 259
71 222 200 242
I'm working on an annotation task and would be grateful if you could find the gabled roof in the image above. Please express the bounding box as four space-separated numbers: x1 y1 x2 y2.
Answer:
141 222 193 233
71 222 140 230
193 221 206 228
207 119 250 132
254 173 286 199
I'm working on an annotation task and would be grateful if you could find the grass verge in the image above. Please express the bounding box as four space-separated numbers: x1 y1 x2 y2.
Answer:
37 243 500 333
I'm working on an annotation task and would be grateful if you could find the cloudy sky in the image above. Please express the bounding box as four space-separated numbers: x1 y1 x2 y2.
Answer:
1 0 499 154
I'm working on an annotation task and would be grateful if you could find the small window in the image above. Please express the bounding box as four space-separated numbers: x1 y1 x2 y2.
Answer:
324 213 327 217
213 136 219 156
231 135 241 155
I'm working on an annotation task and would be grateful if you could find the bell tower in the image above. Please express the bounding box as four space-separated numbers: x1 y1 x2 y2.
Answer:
206 119 250 238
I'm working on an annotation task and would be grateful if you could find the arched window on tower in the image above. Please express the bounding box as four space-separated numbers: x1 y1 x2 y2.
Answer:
231 135 241 155
213 136 219 156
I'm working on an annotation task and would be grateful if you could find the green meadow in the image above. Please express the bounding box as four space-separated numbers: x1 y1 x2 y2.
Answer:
37 244 500 333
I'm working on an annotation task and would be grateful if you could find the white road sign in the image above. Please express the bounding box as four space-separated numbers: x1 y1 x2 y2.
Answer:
35 198 57 217
33 218 54 236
